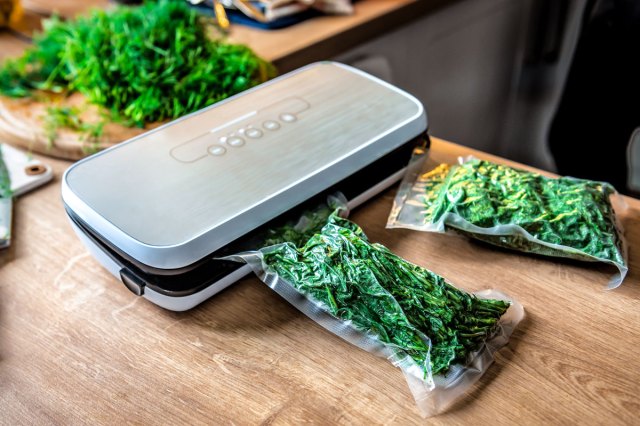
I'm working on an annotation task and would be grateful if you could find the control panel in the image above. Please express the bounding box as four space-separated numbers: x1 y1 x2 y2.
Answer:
170 97 310 163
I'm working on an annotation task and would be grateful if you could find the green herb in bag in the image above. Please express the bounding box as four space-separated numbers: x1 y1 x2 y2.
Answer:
261 213 510 376
389 155 627 287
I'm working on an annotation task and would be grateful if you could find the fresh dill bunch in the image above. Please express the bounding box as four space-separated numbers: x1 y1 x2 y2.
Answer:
0 0 276 127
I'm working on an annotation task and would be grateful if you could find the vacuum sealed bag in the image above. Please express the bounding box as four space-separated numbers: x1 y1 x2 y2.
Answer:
0 147 11 247
226 201 524 417
388 151 628 288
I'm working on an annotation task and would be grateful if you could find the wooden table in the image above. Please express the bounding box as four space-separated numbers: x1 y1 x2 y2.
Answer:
15 0 453 72
1 138 638 424
1 2 640 424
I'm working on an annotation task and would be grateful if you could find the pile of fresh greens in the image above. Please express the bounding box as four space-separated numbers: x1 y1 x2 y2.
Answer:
262 213 510 375
421 159 626 267
0 0 275 130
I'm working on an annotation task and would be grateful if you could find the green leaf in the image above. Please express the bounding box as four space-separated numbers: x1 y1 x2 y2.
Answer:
0 0 276 133
422 159 626 267
262 213 510 376
0 147 11 199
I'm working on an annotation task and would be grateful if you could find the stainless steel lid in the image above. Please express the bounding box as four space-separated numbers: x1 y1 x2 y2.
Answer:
62 62 427 269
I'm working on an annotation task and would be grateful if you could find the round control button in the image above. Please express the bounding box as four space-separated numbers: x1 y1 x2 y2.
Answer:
263 120 280 131
280 113 297 123
208 146 226 156
227 137 245 147
246 128 263 139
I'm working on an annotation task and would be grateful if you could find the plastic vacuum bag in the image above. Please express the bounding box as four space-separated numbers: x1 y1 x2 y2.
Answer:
224 198 524 417
0 146 11 247
387 150 628 288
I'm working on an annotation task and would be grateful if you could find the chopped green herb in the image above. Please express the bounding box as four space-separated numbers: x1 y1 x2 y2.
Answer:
422 159 626 268
0 146 11 199
43 106 105 152
262 203 337 248
0 0 275 128
262 213 510 375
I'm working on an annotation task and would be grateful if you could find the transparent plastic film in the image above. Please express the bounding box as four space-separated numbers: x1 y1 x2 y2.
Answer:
388 152 628 288
224 196 523 417
0 147 11 248
404 289 523 415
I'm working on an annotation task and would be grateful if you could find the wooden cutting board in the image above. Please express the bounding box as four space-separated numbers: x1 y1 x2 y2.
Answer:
0 92 159 160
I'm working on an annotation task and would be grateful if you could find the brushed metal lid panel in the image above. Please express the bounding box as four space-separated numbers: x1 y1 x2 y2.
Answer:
65 63 422 247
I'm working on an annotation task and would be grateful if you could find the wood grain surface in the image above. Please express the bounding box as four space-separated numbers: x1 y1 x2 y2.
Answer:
0 137 639 424
0 93 155 160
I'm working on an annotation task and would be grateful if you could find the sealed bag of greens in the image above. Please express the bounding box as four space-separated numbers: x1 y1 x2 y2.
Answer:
388 150 628 288
0 146 11 247
225 200 523 417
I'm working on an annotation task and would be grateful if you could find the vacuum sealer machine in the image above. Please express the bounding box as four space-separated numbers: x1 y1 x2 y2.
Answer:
62 62 428 311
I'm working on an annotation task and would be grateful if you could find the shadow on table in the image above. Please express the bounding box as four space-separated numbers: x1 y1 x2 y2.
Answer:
381 222 634 294
445 311 533 414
